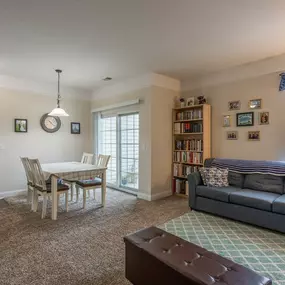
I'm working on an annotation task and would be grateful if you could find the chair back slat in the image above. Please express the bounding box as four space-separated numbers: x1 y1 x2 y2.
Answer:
20 157 34 185
81 152 94 164
95 154 111 168
29 159 47 191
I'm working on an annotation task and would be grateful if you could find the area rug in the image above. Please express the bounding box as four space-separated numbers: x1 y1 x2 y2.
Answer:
161 211 285 285
0 190 189 285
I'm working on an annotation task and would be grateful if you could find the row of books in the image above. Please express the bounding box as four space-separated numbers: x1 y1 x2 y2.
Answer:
173 179 189 195
174 139 203 151
173 152 203 164
173 163 201 177
174 122 203 134
176 109 203 121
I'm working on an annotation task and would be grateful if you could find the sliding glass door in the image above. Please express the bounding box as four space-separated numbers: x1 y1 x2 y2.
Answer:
120 113 139 190
97 113 139 191
98 116 117 185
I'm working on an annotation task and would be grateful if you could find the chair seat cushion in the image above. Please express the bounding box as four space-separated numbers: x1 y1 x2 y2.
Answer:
272 195 285 215
229 189 280 211
196 185 239 202
36 183 69 192
76 178 102 187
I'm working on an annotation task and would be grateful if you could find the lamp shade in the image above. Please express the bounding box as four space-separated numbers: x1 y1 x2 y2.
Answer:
48 107 69 117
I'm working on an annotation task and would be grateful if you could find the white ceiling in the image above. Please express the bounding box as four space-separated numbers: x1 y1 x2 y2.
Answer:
1 0 285 90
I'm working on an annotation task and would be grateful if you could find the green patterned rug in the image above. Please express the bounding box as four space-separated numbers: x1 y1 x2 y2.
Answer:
160 211 285 285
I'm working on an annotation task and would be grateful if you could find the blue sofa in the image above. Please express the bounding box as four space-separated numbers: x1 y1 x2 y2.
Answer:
188 158 285 233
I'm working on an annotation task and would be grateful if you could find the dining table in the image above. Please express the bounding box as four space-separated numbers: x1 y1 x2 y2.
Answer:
41 161 107 220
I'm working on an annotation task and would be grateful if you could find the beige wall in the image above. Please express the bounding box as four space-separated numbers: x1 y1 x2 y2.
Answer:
150 86 179 196
91 86 178 200
183 72 285 160
0 88 91 195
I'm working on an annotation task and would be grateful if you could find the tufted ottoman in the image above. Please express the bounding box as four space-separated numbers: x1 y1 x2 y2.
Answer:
124 227 272 285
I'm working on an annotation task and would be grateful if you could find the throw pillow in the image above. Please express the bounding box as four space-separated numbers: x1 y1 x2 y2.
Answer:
199 167 210 185
205 168 229 187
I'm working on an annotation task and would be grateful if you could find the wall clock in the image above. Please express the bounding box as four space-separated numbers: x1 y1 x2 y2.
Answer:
40 113 61 133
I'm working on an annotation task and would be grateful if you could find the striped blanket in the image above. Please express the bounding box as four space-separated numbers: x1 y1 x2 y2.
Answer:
211 158 285 176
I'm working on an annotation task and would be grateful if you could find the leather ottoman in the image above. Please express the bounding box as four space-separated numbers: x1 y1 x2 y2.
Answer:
124 227 272 285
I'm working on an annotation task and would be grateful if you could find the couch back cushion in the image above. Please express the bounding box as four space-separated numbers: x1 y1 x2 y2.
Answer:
244 174 284 194
228 171 244 188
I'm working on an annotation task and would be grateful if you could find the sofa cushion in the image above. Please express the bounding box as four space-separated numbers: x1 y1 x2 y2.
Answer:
243 174 284 194
272 195 285 215
204 168 229 187
228 171 244 188
196 185 239 202
229 189 280 211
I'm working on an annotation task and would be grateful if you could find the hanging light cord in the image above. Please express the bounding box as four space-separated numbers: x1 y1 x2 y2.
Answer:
56 69 62 108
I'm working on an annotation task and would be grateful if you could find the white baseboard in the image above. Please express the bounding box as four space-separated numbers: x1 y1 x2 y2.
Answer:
151 190 172 201
0 189 26 199
137 192 151 201
137 190 172 201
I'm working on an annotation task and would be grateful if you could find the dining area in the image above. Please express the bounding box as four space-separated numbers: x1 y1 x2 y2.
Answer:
20 153 111 220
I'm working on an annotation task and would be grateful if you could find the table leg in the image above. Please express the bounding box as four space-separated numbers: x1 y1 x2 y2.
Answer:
101 170 106 206
51 176 58 220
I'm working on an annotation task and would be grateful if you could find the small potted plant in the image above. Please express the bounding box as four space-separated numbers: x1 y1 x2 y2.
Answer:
197 95 206 105
180 98 185 108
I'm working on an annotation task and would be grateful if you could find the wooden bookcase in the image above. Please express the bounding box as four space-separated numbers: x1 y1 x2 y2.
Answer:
172 104 211 197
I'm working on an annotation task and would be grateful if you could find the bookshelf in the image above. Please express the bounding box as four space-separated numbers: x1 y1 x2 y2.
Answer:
172 104 211 197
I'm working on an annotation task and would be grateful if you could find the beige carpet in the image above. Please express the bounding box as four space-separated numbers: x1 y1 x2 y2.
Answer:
0 189 189 285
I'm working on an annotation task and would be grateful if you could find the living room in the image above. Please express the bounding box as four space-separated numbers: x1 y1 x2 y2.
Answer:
1 1 285 285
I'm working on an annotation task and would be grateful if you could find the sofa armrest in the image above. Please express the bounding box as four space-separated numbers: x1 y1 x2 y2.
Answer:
187 172 202 209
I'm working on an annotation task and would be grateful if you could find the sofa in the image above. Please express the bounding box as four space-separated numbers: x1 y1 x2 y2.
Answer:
188 158 285 233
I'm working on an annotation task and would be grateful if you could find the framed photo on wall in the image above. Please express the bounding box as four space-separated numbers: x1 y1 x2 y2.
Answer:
228 100 241 111
71 122 81 134
236 112 254 127
259 112 269 125
223 115 231 127
248 131 260 141
15 119 28 133
227 131 238 140
249 99 262 109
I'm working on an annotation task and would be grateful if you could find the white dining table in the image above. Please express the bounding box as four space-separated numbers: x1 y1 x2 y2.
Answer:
41 162 107 220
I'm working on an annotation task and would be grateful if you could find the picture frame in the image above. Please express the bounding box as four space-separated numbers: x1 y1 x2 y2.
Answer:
71 122 80 134
228 100 241 111
236 112 254 127
248 131 260 141
14 119 28 133
259 111 269 125
249 99 262 109
186 97 195 107
223 115 231 127
227 131 238 140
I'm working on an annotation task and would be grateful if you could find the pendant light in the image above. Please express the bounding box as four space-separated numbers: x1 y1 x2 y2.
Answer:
48 69 69 117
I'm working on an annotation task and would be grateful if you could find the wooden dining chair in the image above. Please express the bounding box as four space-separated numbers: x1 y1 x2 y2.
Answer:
81 152 94 164
20 157 35 206
76 154 111 209
29 158 70 219
68 152 94 201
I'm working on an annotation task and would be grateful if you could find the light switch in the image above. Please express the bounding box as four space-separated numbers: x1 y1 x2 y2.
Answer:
0 144 5 150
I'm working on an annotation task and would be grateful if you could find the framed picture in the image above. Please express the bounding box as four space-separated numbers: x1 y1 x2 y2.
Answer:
227 131 238 140
15 119 28 133
186 97 195 106
259 111 269 125
71 122 80 134
249 99 262 109
248 131 260 141
228 100 241 111
223 115 231 127
236 112 254 127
